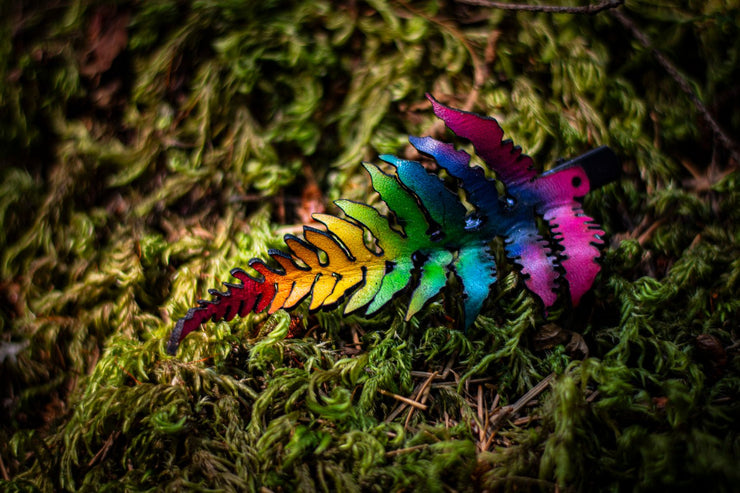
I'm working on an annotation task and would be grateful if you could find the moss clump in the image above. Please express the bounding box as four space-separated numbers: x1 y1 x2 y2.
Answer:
1 1 738 491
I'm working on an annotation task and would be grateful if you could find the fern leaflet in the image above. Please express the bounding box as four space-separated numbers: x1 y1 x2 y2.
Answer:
167 95 620 355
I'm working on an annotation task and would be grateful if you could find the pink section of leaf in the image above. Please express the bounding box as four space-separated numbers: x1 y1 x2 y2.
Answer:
427 94 537 187
506 228 559 308
543 204 604 305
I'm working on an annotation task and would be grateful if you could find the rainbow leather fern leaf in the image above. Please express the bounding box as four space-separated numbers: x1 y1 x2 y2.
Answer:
167 95 619 355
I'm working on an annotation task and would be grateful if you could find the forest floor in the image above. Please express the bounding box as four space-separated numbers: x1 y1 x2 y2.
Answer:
1 1 738 491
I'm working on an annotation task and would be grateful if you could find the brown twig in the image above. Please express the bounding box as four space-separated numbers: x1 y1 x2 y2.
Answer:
378 389 429 411
489 372 555 428
385 398 409 423
457 0 623 15
404 371 438 428
87 431 120 467
609 9 740 165
510 372 555 414
479 373 555 451
0 453 9 481
441 350 458 380
512 415 540 426
476 385 486 449
115 359 142 385
635 219 665 247
681 155 737 193
480 393 501 451
385 443 430 457
416 372 438 403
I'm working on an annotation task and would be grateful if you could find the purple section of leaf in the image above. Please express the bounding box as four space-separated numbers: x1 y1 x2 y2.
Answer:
409 135 501 218
505 224 559 308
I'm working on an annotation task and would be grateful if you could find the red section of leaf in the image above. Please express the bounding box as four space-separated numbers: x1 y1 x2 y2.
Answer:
167 268 276 355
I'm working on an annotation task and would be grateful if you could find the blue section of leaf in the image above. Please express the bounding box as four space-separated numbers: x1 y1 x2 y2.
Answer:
380 154 468 240
454 243 497 329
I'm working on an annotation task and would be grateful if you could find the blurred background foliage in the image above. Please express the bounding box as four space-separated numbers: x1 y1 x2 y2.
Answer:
0 0 738 491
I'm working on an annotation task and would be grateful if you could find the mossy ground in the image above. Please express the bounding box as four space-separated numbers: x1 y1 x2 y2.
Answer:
1 1 738 491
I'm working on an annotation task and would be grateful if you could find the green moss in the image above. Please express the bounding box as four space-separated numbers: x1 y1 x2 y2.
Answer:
1 1 738 491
